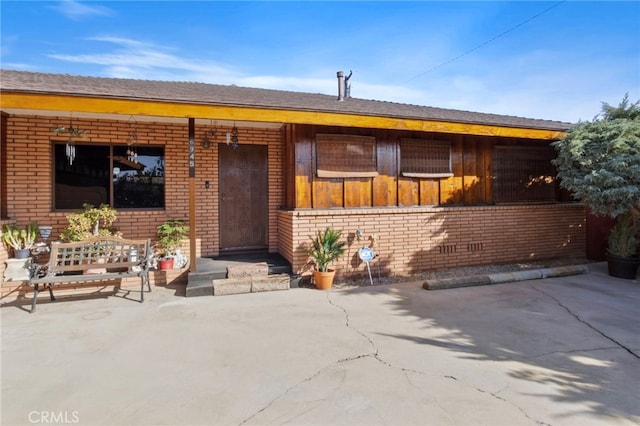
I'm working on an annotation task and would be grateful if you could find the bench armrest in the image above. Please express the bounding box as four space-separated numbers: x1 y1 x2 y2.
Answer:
29 263 50 281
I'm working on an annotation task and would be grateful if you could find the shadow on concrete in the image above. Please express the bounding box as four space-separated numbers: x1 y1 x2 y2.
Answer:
337 263 640 421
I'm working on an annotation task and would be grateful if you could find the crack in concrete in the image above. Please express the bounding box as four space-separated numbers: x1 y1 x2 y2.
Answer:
325 293 549 425
404 371 458 424
241 290 549 425
238 362 334 425
475 385 552 426
325 292 392 366
533 286 640 359
239 292 382 425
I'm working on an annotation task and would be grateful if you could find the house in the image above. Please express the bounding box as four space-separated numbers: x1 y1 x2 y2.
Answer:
0 69 585 294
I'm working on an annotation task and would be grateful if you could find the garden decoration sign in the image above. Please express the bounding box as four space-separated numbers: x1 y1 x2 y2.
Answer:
358 246 375 285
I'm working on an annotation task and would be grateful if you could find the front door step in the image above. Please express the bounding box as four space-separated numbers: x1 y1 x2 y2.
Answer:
186 273 292 297
185 255 293 297
213 274 290 296
226 262 268 278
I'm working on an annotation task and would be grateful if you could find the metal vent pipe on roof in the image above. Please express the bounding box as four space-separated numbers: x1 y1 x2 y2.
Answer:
337 71 345 101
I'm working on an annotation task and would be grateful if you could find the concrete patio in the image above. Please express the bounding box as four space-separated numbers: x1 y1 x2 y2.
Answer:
1 262 639 425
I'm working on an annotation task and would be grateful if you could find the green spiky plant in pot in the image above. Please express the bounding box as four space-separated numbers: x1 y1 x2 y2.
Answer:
2 222 38 258
305 227 347 290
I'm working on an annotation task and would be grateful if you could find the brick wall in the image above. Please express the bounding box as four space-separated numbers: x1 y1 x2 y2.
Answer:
1 114 284 297
278 204 586 279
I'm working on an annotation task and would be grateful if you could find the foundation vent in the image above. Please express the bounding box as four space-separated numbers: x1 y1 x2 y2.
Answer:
466 242 484 252
438 244 457 254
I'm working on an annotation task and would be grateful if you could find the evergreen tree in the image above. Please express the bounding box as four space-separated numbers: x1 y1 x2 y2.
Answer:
552 94 640 218
552 94 640 257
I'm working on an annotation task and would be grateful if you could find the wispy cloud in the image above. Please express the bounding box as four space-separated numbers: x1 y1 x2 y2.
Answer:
46 36 425 97
2 62 38 71
50 0 113 20
48 36 239 82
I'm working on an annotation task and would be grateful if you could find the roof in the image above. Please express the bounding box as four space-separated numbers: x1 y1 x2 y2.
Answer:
0 69 571 131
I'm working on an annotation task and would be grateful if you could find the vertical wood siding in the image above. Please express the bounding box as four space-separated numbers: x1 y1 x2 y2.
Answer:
286 124 560 209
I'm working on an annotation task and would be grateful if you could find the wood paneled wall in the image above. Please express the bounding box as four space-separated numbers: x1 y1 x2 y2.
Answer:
284 124 553 209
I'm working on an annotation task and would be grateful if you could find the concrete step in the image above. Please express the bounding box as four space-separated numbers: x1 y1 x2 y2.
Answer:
186 254 293 297
187 273 296 297
185 276 215 297
213 274 291 296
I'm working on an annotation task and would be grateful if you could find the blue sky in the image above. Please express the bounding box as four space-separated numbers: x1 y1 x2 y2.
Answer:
2 1 638 123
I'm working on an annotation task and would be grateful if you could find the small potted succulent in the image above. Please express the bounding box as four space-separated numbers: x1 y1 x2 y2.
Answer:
155 220 189 270
305 227 347 290
2 222 38 258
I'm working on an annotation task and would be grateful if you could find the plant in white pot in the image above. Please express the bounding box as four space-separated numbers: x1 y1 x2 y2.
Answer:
305 227 347 290
553 94 640 279
155 220 189 270
2 222 38 258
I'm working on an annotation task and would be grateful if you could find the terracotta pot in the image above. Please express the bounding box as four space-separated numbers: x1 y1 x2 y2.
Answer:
158 258 174 271
313 269 336 290
606 252 639 279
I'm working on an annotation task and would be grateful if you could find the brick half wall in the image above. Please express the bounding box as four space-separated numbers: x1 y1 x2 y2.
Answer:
278 204 586 279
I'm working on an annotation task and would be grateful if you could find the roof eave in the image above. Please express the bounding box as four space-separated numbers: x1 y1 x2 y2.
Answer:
0 90 568 140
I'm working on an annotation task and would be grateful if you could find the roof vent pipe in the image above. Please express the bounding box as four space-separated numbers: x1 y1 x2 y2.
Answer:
337 71 345 101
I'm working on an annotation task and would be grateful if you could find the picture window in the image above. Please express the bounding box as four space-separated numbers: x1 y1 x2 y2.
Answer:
54 143 165 210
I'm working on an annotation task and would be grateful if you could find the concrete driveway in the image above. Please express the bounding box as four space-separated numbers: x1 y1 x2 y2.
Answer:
2 262 639 426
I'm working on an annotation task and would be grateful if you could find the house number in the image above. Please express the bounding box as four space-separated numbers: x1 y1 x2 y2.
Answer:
188 137 196 176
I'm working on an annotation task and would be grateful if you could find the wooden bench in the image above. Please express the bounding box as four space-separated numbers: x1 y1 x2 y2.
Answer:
28 236 151 313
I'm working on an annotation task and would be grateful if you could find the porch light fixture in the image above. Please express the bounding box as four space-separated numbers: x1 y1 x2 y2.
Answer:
52 116 88 165
226 124 239 150
203 121 216 149
126 116 139 163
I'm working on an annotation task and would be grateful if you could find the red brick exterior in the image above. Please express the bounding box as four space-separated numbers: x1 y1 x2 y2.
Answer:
278 204 586 279
1 114 284 298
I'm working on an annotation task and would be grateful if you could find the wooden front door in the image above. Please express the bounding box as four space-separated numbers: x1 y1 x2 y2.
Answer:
218 144 268 251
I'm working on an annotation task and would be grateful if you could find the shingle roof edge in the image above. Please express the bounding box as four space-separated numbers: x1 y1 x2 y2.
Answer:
0 70 573 131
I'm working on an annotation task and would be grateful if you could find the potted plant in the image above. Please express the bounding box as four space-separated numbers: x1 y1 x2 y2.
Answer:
605 211 639 279
2 222 38 258
60 203 119 242
553 95 640 279
155 220 189 270
305 227 347 290
58 204 120 273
